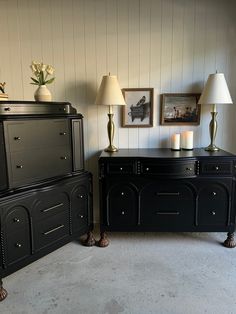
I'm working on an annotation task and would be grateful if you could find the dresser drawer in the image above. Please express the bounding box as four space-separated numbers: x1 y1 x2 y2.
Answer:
5 206 29 232
34 212 69 251
4 119 70 152
106 162 135 175
140 161 196 177
200 161 233 175
33 191 69 221
140 182 195 227
5 229 31 266
9 146 72 187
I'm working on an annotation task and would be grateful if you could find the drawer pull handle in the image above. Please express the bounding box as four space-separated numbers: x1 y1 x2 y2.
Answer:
78 195 83 199
121 211 125 215
146 167 150 171
41 203 64 213
211 211 216 216
13 218 20 223
43 224 64 235
212 192 217 196
157 211 180 215
79 215 84 219
59 132 67 136
15 243 22 248
156 192 180 196
186 167 192 171
14 136 21 140
60 156 67 160
121 192 125 196
120 167 123 171
215 166 219 170
16 165 23 169
4 107 11 111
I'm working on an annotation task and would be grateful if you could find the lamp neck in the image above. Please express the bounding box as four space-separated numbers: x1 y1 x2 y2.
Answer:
109 105 113 114
211 104 217 113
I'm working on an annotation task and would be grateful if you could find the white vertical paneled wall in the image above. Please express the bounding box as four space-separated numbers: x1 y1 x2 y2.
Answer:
0 0 236 220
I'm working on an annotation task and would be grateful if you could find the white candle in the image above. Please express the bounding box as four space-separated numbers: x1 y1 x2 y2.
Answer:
181 131 193 150
171 133 180 150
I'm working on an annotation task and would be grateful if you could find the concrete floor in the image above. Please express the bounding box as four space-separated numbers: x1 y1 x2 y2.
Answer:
1 231 236 314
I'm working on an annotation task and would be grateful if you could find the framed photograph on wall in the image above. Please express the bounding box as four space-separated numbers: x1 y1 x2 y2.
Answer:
161 93 201 125
122 88 154 127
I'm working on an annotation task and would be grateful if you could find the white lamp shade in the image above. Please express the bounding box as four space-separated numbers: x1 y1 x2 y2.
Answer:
198 73 233 105
95 75 126 106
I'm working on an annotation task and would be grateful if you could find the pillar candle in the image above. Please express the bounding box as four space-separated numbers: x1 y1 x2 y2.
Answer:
181 131 193 150
171 133 181 150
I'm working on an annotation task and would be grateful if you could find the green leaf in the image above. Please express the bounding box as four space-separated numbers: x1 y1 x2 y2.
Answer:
30 82 39 85
44 77 55 84
39 71 44 85
30 77 39 84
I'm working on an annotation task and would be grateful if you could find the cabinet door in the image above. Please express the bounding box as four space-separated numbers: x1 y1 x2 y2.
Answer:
71 183 89 234
4 206 31 266
106 183 138 228
140 182 195 229
197 182 230 226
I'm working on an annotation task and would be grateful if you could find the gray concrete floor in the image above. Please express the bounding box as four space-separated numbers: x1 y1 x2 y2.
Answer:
1 231 236 314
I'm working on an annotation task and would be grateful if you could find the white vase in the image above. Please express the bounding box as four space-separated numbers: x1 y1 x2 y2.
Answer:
34 85 52 101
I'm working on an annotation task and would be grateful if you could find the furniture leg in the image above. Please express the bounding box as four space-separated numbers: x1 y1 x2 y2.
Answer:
223 232 236 248
97 232 109 247
0 279 7 302
82 231 96 247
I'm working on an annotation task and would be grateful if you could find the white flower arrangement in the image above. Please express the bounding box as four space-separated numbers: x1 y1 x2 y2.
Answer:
30 61 55 86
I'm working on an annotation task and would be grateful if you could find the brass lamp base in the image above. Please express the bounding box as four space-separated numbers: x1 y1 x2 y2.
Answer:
105 112 119 153
105 144 118 152
205 144 219 152
205 109 220 152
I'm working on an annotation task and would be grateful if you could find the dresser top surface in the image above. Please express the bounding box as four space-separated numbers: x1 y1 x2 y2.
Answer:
99 148 236 159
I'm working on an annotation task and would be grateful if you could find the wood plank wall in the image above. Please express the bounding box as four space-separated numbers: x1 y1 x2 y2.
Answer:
0 0 235 220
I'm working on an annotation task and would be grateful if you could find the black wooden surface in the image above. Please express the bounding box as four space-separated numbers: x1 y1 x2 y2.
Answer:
99 148 236 234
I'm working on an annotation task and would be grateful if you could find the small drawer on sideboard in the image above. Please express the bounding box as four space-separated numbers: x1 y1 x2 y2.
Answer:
140 161 196 177
106 162 135 175
200 161 233 175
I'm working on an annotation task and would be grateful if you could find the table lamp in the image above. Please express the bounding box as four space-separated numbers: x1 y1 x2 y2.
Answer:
198 72 233 151
95 74 126 152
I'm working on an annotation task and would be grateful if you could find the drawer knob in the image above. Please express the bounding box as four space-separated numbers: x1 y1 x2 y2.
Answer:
15 243 22 248
121 211 125 215
14 136 21 140
120 167 123 171
186 167 192 171
4 107 11 111
78 195 83 199
215 166 219 170
121 192 125 196
60 132 67 136
60 156 67 160
211 211 216 216
79 215 84 219
16 165 23 169
13 218 20 223
146 167 149 171
212 192 217 196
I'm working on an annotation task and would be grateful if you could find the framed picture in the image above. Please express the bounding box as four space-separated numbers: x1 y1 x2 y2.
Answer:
161 93 201 125
122 88 154 127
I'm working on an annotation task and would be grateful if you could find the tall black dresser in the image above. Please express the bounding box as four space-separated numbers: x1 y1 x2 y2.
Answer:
0 101 94 301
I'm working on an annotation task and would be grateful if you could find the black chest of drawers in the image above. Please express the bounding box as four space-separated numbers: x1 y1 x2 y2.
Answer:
0 101 93 301
98 148 236 247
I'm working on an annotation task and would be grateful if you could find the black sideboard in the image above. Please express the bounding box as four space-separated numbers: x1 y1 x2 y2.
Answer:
98 148 236 247
0 101 94 301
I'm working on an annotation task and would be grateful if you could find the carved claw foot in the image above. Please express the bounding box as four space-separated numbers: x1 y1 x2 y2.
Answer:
224 232 236 248
97 232 109 247
0 280 7 302
82 231 96 247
